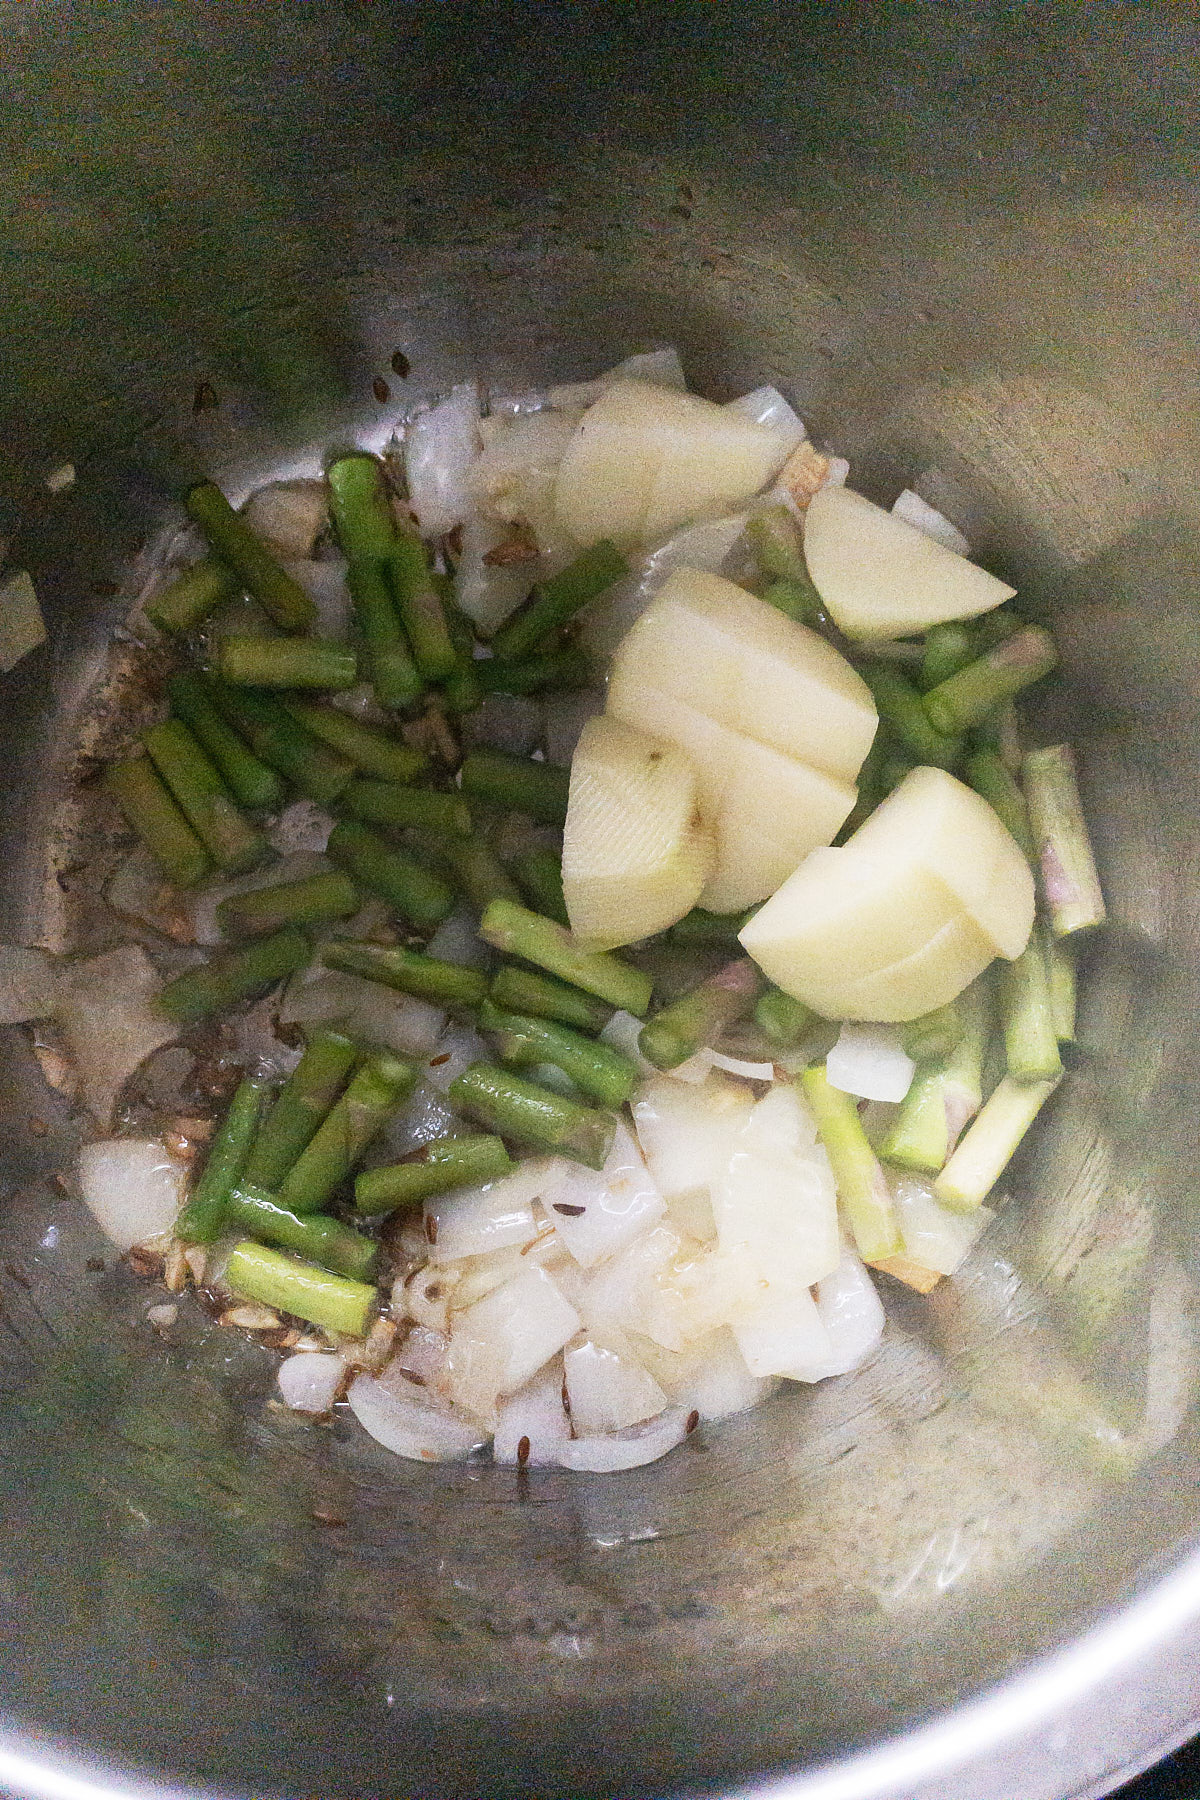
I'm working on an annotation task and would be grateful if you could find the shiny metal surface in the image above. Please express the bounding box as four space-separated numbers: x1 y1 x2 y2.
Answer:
1 4 1199 1797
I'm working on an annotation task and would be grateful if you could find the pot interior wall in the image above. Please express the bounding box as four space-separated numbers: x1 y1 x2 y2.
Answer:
1 5 1199 1797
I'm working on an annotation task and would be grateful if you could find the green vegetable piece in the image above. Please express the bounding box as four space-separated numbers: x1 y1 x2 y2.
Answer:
342 778 471 837
919 621 975 692
460 751 570 825
142 719 269 874
1044 926 1076 1042
1000 935 1063 1083
862 666 962 771
901 1000 963 1064
478 998 638 1107
276 1053 417 1215
489 964 613 1034
217 634 358 692
1022 743 1106 939
510 847 569 927
448 1061 616 1170
327 454 398 562
207 681 355 804
243 1029 359 1190
223 1185 377 1281
186 482 317 632
669 906 755 947
745 505 810 583
490 540 627 662
965 747 1035 859
104 756 212 889
174 1077 268 1243
638 958 763 1072
479 899 652 1016
156 928 311 1026
225 1240 375 1337
388 534 457 682
323 939 488 1010
476 647 591 697
800 1063 902 1262
216 870 360 939
347 561 424 711
145 556 240 635
753 985 818 1048
355 1135 514 1216
168 671 285 810
923 626 1059 735
760 577 823 626
283 702 427 784
325 819 455 930
933 1074 1060 1212
883 981 988 1174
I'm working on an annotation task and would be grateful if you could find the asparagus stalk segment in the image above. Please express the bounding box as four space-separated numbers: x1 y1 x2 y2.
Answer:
327 454 399 563
342 778 471 838
883 982 988 1174
245 1030 360 1190
923 626 1058 735
145 556 240 635
1045 926 1077 1042
276 1053 417 1214
207 682 355 804
476 647 591 697
1022 744 1106 938
638 958 764 1071
156 928 311 1026
460 751 570 825
438 598 485 715
434 835 523 914
901 1000 963 1064
510 847 569 928
448 1061 616 1170
325 820 455 930
1000 934 1064 1083
104 756 212 889
223 1185 378 1281
965 747 1035 859
225 1240 376 1338
216 870 361 939
324 939 488 1010
669 906 755 947
933 1074 1061 1211
217 634 358 692
489 964 613 1034
753 985 819 1049
388 534 457 682
489 540 628 662
919 621 975 692
478 998 638 1106
282 702 427 784
354 1135 514 1216
800 1064 902 1262
142 719 269 874
185 482 317 632
479 899 653 1016
862 666 962 771
760 578 823 626
168 671 285 810
174 1077 267 1243
347 561 424 711
744 506 814 585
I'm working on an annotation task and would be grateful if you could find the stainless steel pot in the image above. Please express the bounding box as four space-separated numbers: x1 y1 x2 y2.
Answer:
2 5 1199 1796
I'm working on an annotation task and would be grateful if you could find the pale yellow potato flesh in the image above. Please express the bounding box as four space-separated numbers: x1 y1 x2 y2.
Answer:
562 715 714 948
608 567 877 780
553 381 789 549
803 485 1016 640
607 677 856 911
739 766 1034 1020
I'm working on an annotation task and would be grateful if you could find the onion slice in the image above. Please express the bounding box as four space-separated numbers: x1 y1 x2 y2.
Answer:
826 1024 916 1103
556 1406 691 1472
346 1372 485 1462
404 382 481 536
493 1363 572 1466
78 1137 188 1252
277 1351 344 1413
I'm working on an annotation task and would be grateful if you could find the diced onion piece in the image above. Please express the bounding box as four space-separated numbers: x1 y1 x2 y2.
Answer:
192 851 328 947
732 1283 834 1380
282 559 353 639
280 965 445 1057
712 1086 840 1292
347 1372 485 1462
564 1336 667 1434
277 1351 344 1413
425 906 490 970
812 1248 885 1376
579 1224 688 1352
371 1079 459 1160
266 801 336 857
581 510 753 668
56 945 178 1125
826 1024 916 1103
547 347 687 412
78 1137 188 1252
632 1074 754 1198
384 1326 450 1396
891 489 970 557
891 1173 993 1276
658 1328 777 1422
404 382 481 536
724 387 806 457
665 1185 717 1243
422 1022 490 1091
0 945 57 1023
0 570 46 673
447 1264 581 1418
664 1048 715 1085
426 1158 566 1265
493 1363 572 1466
241 480 329 559
542 1119 666 1268
470 410 579 525
454 512 538 635
708 1049 776 1081
556 1406 691 1471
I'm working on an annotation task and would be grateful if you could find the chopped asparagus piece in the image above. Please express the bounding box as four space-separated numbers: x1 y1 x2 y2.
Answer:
923 626 1058 735
207 682 355 804
638 958 763 1071
490 540 628 662
282 702 427 784
478 998 638 1106
145 556 240 635
276 1053 417 1214
479 899 652 1016
510 847 569 928
753 985 818 1049
965 747 1035 858
448 1061 616 1170
347 561 424 711
901 1000 963 1064
489 964 613 1034
354 1135 514 1215
460 751 570 825
933 1074 1060 1211
1022 744 1106 938
1045 926 1077 1041
476 647 591 696
325 820 455 930
225 1240 375 1337
388 534 457 682
323 940 488 1010
919 621 975 692
862 666 962 771
186 482 317 633
883 981 988 1174
174 1077 267 1243
216 870 360 938
217 634 358 692
168 671 285 810
342 778 471 837
327 454 398 563
244 1029 359 1190
104 756 212 889
142 719 269 874
223 1185 377 1281
1001 932 1063 1084
800 1063 902 1262
156 927 311 1026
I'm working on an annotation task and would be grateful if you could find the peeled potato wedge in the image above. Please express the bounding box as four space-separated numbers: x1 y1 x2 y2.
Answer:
803 485 1016 640
606 677 856 911
739 766 1034 1021
563 715 714 948
553 381 790 549
608 567 877 781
